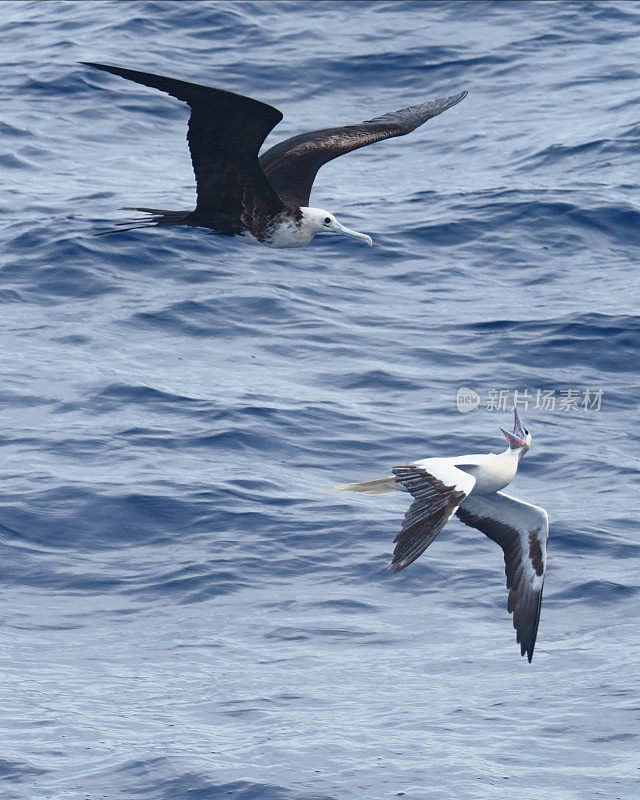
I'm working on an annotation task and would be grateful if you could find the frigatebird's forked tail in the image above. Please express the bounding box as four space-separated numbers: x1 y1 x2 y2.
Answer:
83 62 467 246
82 61 289 238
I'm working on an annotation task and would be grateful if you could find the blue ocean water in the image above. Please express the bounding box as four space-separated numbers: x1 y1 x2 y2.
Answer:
1 1 639 797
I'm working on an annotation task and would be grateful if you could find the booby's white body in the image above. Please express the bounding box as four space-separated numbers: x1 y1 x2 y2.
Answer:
342 447 526 497
414 447 525 495
334 410 548 662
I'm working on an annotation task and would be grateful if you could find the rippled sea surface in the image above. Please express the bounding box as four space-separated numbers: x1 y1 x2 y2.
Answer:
1 2 640 798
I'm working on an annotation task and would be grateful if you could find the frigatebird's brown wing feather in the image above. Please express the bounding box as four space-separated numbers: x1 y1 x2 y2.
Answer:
259 91 467 207
82 63 289 236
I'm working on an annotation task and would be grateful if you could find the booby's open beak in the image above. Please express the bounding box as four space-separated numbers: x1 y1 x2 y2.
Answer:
328 219 373 246
500 408 527 449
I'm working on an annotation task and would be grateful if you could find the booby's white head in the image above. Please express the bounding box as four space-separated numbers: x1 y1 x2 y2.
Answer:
500 408 532 457
301 207 373 246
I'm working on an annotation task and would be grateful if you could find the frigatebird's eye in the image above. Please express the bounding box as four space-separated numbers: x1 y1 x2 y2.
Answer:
524 428 529 436
324 217 331 225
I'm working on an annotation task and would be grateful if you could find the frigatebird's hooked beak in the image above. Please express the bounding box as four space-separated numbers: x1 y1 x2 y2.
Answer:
500 407 527 449
327 218 373 246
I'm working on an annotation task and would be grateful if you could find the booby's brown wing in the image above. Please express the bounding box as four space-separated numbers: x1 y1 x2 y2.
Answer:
82 63 289 236
390 462 474 573
259 91 468 207
456 492 549 663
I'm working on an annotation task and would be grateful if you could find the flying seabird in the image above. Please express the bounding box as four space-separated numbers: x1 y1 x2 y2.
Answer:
334 409 549 662
81 62 467 248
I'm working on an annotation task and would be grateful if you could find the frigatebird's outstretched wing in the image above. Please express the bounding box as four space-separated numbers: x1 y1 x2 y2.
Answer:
456 492 548 663
82 63 289 236
390 461 475 573
259 91 468 207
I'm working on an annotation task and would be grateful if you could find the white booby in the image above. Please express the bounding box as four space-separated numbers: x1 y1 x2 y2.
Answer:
81 62 467 248
335 409 548 662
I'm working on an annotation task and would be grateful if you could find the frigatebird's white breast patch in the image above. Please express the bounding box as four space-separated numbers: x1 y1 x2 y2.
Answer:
83 62 467 247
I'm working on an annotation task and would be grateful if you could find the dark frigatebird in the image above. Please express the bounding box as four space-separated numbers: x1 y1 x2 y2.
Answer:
82 62 467 248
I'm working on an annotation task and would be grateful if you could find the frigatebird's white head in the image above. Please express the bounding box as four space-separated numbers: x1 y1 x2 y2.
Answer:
500 408 532 456
301 207 373 246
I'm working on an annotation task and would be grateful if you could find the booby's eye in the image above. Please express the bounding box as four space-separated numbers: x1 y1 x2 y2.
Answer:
324 217 331 225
